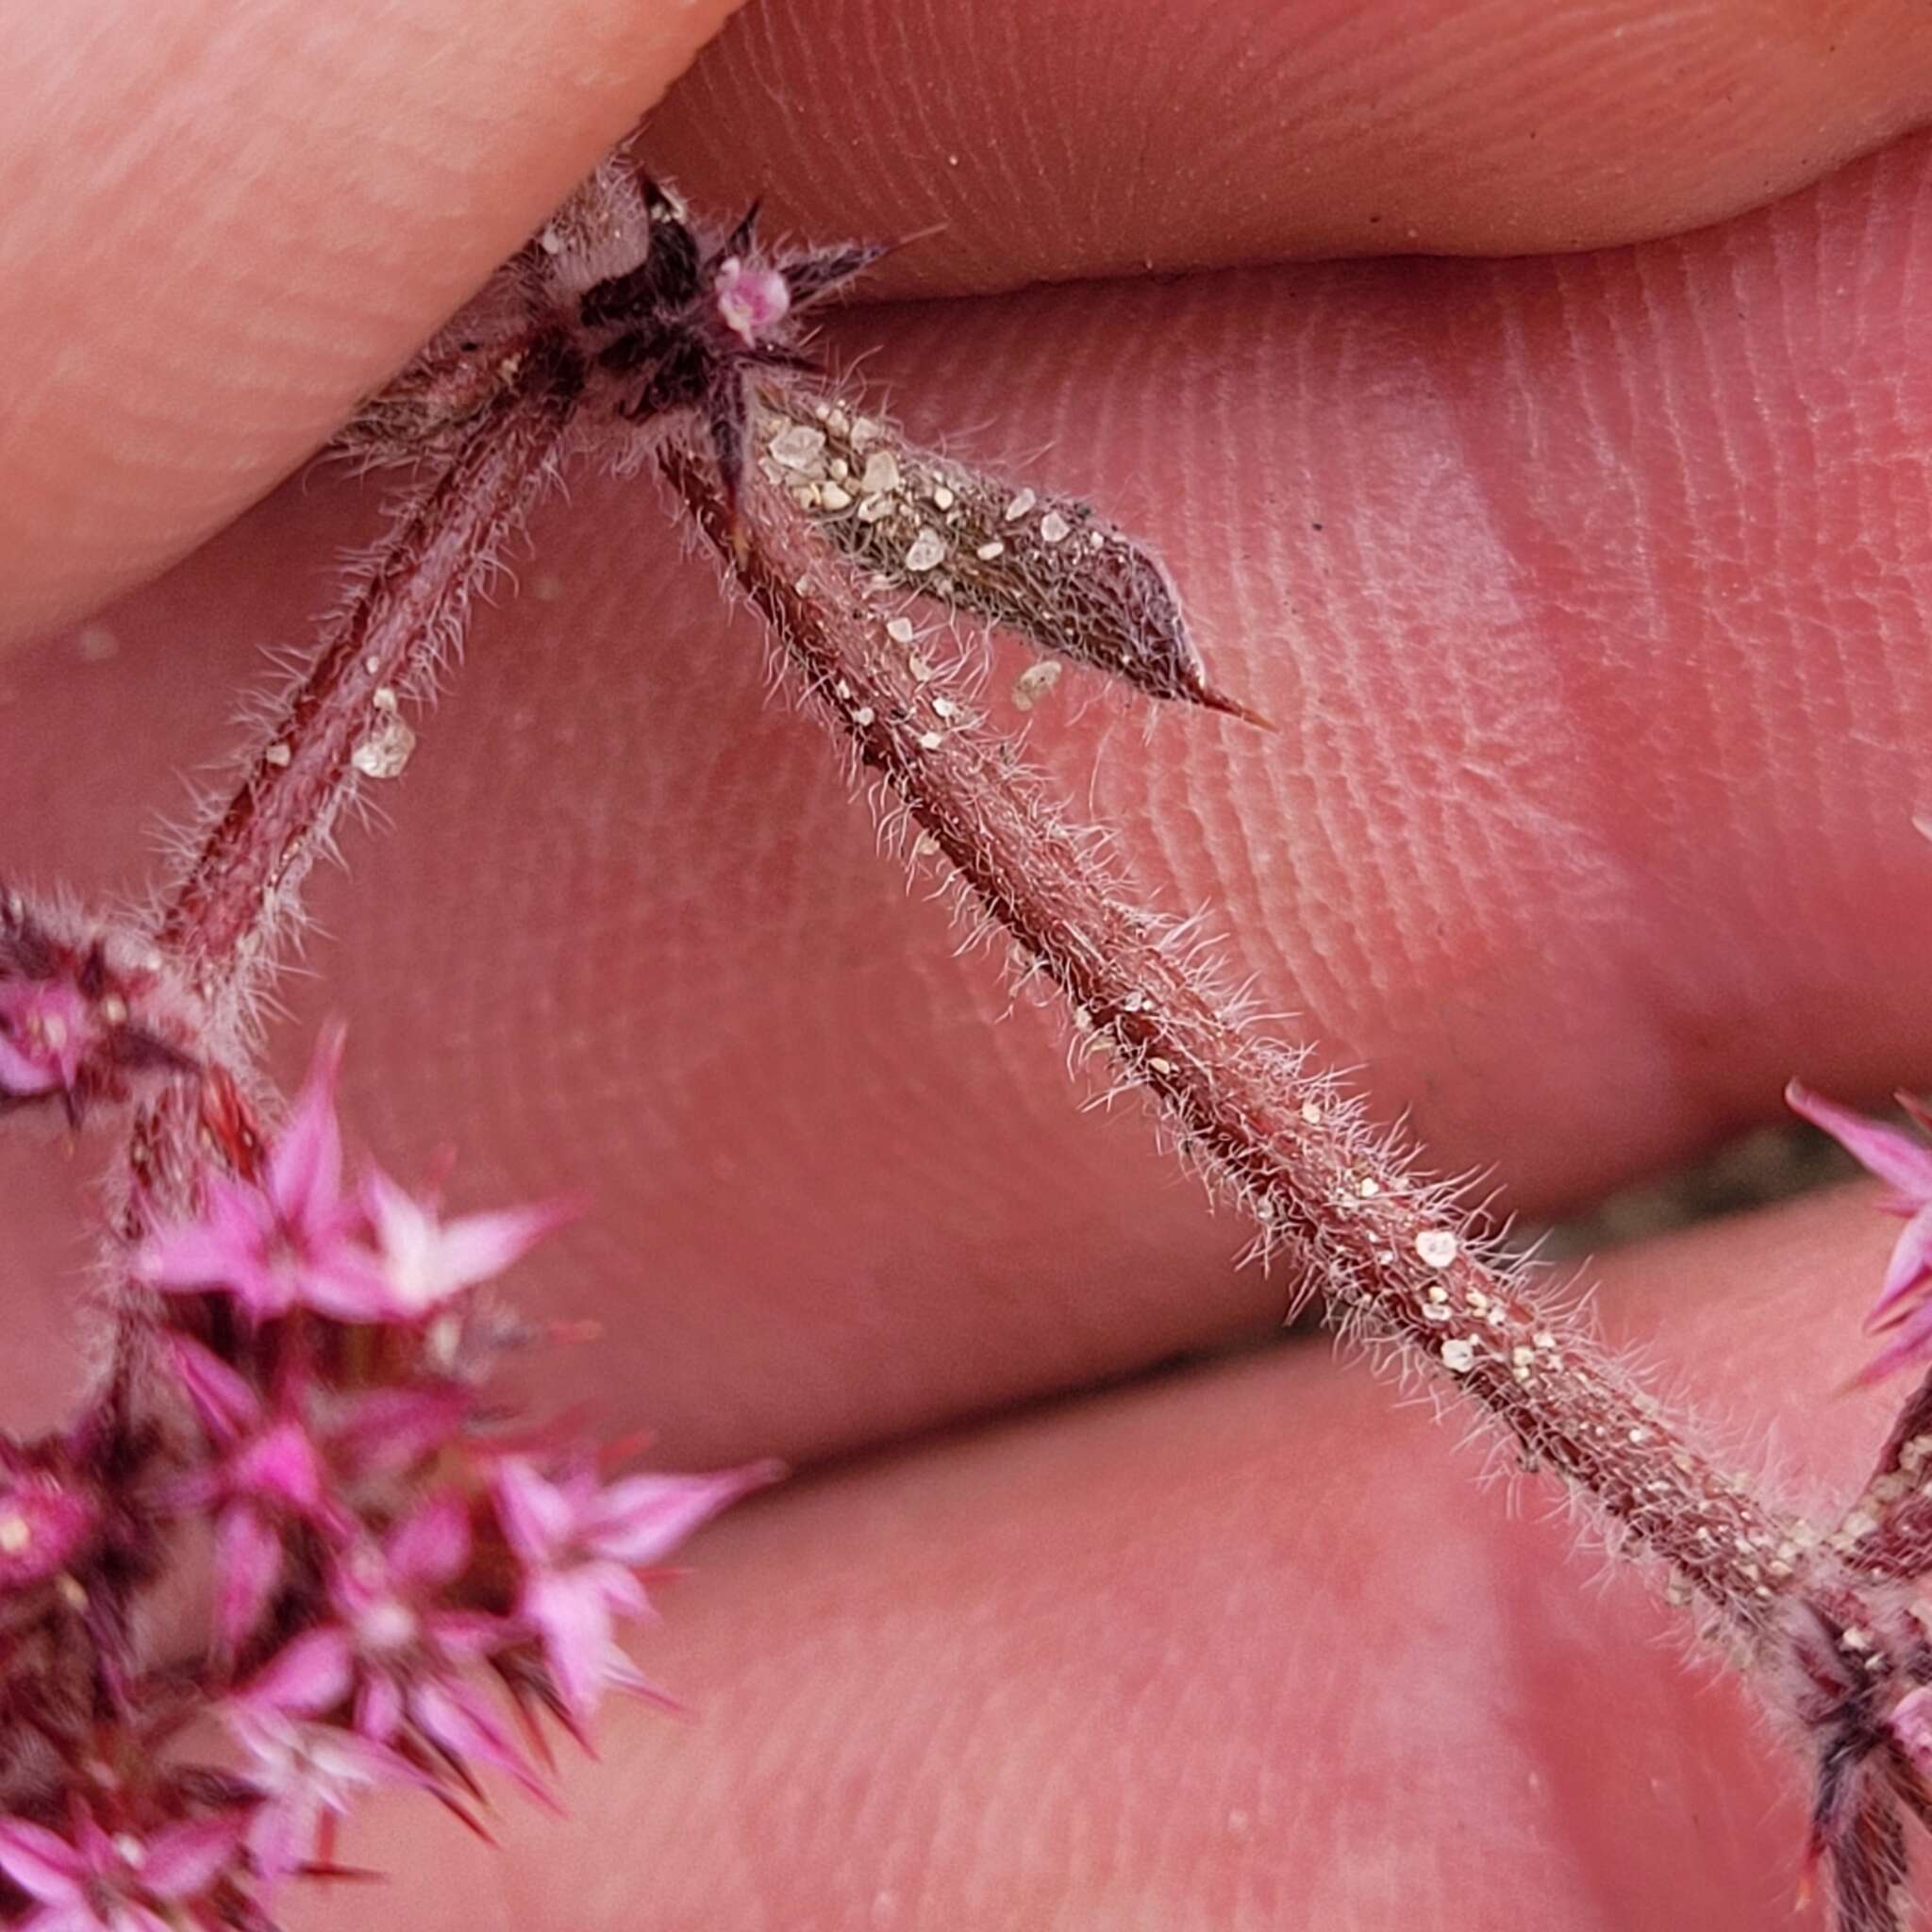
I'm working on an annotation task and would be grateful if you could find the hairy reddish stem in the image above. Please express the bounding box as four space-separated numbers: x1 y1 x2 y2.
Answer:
159 378 572 1021
667 445 1812 1644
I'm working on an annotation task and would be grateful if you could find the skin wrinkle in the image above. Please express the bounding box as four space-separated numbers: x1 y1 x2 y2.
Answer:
1528 250 1770 1118
1424 273 1674 1104
1250 301 1375 1031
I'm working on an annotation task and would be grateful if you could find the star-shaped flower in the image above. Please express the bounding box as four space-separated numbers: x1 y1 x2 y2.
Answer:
162 1337 346 1651
225 1699 425 1885
492 1453 780 1721
137 1025 391 1323
0 1809 245 1932
242 1495 542 1807
363 1168 569 1320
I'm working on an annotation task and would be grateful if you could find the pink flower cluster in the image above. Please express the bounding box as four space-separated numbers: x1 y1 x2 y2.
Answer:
0 894 193 1124
0 1029 776 1930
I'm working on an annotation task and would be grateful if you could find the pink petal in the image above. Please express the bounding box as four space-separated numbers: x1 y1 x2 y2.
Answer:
586 1557 650 1623
1788 1081 1932 1201
596 1648 679 1715
215 1504 286 1652
492 1457 575 1565
244 1793 315 1884
137 1183 268 1295
232 1421 325 1511
526 1569 614 1720
586 1462 781 1566
1856 1294 1932 1385
246 1625 355 1718
372 1190 571 1314
384 1491 471 1588
142 1815 245 1900
408 1678 553 1807
163 1337 261 1441
266 1024 348 1235
71 1815 117 1874
355 1670 405 1744
0 1818 86 1902
310 1726 427 1795
329 1385 472 1474
296 1242 399 1324
0 1035 61 1096
21 1904 107 1932
425 1608 513 1659
428 1200 572 1280
1874 1201 1932 1324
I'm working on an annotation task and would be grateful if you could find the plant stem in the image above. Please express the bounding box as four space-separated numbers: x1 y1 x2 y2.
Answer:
667 444 1811 1646
160 373 575 1030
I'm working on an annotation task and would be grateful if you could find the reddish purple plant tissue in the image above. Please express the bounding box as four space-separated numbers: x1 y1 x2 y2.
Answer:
9 141 1932 1932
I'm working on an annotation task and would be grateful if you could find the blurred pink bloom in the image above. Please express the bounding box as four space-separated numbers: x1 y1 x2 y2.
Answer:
712 257 791 344
137 1026 391 1322
325 1383 475 1476
0 1809 244 1932
0 981 88 1099
0 1447 99 1596
363 1169 567 1319
493 1455 779 1720
162 1337 341 1651
242 1495 542 1806
1789 1080 1932 1380
225 1699 425 1884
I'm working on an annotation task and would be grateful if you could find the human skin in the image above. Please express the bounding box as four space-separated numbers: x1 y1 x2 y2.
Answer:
8 1 1932 1925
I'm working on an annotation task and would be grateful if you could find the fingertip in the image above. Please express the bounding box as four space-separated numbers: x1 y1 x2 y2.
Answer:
0 0 744 646
642 0 1932 292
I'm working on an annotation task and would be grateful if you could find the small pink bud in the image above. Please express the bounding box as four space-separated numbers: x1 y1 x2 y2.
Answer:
713 258 791 344
0 1455 98 1593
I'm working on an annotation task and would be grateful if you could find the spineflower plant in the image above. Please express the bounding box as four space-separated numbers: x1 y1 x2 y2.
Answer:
6 142 1932 1932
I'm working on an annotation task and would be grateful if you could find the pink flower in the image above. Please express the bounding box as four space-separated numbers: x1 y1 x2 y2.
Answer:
1789 1081 1932 1380
0 1447 99 1596
137 1025 391 1322
0 1809 245 1932
363 1169 568 1319
493 1454 779 1721
712 257 791 344
242 1496 542 1806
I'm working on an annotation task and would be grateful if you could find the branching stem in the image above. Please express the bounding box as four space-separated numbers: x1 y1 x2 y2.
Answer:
160 376 574 1025
667 444 1813 1646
